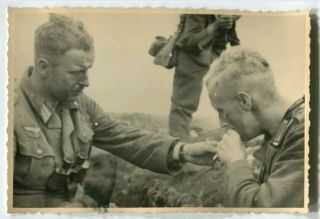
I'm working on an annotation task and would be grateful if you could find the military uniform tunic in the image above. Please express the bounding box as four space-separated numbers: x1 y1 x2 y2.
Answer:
13 67 178 207
224 97 305 207
169 14 240 140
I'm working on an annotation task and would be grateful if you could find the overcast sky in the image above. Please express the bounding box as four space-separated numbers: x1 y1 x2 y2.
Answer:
9 9 308 127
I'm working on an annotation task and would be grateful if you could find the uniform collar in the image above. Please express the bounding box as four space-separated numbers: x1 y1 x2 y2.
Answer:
19 67 80 126
282 97 305 121
270 97 305 148
253 97 305 162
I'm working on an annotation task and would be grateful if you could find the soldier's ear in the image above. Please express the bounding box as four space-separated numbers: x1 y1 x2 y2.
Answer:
36 58 50 79
237 91 252 111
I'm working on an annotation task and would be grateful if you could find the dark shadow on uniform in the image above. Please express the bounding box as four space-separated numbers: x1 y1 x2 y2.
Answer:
83 153 118 207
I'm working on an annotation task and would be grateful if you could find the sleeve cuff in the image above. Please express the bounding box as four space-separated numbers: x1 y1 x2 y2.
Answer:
167 141 184 176
172 142 183 161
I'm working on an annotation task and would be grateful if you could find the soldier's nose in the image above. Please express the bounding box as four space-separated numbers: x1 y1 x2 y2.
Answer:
79 75 89 87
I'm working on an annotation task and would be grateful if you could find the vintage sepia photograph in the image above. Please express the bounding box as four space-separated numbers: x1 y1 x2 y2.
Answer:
7 8 310 213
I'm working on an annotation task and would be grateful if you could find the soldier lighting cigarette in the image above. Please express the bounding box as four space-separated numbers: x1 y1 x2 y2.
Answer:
212 133 264 162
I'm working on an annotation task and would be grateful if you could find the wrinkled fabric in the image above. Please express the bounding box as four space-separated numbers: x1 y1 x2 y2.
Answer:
13 67 178 207
176 14 240 70
224 99 305 207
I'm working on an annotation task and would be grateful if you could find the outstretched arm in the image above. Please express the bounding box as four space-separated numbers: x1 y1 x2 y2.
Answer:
81 95 217 174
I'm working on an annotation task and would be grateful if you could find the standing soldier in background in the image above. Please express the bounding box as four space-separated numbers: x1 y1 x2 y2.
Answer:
13 14 218 208
169 14 241 141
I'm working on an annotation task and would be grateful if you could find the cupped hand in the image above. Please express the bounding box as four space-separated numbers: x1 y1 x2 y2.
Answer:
183 141 218 166
216 129 247 166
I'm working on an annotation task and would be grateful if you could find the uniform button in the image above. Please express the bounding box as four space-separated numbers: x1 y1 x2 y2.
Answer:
94 122 99 126
36 148 42 155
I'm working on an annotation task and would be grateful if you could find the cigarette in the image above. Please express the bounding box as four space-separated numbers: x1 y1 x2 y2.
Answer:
212 154 218 161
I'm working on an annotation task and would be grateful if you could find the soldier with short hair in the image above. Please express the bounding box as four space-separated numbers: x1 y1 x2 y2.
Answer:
13 14 217 207
206 46 305 207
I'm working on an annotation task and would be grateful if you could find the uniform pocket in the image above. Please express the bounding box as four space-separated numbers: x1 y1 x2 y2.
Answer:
77 124 94 144
15 140 55 188
19 140 55 159
75 122 94 159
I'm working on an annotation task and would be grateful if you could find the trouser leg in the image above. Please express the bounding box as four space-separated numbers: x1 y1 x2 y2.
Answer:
169 68 208 140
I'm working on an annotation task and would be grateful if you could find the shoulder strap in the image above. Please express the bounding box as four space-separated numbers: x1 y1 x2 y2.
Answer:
271 97 305 148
